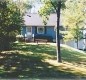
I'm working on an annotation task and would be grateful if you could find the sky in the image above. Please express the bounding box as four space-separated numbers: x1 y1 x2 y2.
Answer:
30 3 43 13
13 0 43 13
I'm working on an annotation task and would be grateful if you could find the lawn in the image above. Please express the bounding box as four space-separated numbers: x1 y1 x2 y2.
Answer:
0 42 86 79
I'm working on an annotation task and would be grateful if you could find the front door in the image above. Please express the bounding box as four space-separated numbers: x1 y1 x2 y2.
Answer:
26 27 32 39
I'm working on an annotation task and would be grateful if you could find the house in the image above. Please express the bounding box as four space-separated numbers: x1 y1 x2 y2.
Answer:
21 13 86 50
21 13 58 42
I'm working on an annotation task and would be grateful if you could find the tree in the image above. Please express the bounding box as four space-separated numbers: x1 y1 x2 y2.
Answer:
0 0 32 51
63 0 86 49
0 0 23 51
39 0 66 62
13 0 32 16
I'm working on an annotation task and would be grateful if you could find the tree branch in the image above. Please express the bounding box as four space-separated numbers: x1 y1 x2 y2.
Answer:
50 0 57 11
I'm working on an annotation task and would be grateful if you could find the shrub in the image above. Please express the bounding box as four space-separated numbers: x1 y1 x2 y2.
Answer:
16 35 24 42
34 34 53 42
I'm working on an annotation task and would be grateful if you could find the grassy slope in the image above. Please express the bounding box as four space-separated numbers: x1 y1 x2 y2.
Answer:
0 43 86 79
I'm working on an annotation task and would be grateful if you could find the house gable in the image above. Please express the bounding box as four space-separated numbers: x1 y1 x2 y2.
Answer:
23 13 57 27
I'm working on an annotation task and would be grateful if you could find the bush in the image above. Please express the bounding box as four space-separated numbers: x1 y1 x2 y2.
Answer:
16 35 24 42
0 33 18 51
0 35 16 51
34 34 53 42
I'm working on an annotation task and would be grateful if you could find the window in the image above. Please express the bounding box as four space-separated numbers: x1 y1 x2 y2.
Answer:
37 27 44 34
26 27 32 33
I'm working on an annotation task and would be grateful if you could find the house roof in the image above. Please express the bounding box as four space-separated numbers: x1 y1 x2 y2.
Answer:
23 13 58 26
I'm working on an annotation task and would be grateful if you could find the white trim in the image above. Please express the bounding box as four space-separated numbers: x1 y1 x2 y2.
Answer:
24 25 55 27
37 27 44 34
26 26 32 33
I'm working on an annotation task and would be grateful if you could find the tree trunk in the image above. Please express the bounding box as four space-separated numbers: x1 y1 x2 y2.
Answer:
56 1 62 62
76 37 79 49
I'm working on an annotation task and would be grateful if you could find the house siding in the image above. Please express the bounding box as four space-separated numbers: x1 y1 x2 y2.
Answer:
21 26 35 35
46 26 56 39
34 26 56 39
21 26 26 36
64 39 84 49
21 26 56 40
32 26 36 35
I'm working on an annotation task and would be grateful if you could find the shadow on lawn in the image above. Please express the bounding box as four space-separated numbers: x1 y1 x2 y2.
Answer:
14 44 57 60
15 43 86 64
61 47 86 65
15 44 56 56
0 46 77 79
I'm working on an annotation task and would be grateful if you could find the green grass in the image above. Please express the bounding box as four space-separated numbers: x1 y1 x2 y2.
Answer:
0 42 86 79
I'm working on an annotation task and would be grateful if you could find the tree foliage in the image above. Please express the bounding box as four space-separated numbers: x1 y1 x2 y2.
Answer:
63 0 86 48
38 0 66 25
13 0 32 16
0 0 23 51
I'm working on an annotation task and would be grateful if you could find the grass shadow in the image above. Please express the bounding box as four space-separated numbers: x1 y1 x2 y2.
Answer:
0 43 86 78
13 43 57 59
61 47 86 65
0 51 77 79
